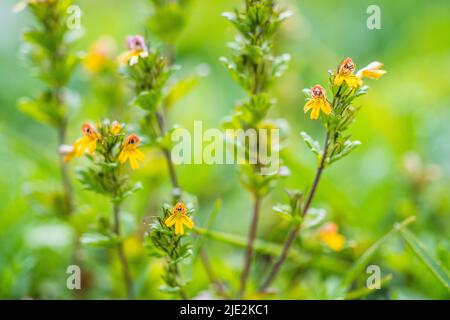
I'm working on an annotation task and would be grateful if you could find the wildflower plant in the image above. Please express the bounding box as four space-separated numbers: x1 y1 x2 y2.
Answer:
66 119 144 298
260 57 386 291
147 202 194 298
16 0 82 214
220 0 291 297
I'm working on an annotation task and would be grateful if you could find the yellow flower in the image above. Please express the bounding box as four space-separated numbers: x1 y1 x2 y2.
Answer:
84 37 116 73
164 202 194 235
319 222 345 251
64 123 100 162
110 120 122 135
119 35 148 66
356 61 386 79
334 57 363 88
118 134 145 170
304 84 332 120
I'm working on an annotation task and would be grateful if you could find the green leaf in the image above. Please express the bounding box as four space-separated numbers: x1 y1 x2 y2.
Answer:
18 97 59 127
129 90 161 112
341 216 416 292
330 139 361 164
399 228 450 291
300 131 321 156
80 233 121 248
115 181 143 203
163 76 199 109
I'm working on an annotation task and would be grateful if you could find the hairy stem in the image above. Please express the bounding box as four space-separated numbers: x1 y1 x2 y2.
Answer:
113 202 134 299
260 131 330 291
57 120 74 214
238 194 262 298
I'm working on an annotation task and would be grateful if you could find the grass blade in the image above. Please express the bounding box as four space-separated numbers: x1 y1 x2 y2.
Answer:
399 228 450 292
342 216 416 291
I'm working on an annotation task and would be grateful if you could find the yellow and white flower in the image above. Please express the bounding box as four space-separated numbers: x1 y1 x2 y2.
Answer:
304 84 332 120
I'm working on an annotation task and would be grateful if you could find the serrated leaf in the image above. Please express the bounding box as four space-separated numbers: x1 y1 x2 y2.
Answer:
330 140 361 164
300 131 321 156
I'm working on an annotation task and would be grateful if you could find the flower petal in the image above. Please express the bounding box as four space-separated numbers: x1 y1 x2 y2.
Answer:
175 220 184 235
165 215 176 227
182 215 194 229
310 105 320 120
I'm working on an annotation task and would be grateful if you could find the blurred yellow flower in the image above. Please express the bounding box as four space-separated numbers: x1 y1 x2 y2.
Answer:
123 236 144 260
319 222 345 251
356 61 386 79
110 120 122 135
334 57 363 88
119 35 149 66
304 84 332 120
118 134 144 170
165 202 194 235
64 123 100 162
84 37 116 73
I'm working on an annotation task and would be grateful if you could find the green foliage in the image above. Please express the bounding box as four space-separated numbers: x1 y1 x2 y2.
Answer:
3 0 450 300
17 0 81 128
222 0 290 196
147 205 194 296
147 0 191 43
400 228 450 291
221 0 291 94
75 120 141 204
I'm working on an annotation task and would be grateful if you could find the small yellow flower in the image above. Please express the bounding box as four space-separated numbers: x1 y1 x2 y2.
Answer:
304 84 332 120
334 57 363 88
119 35 148 66
319 222 345 251
118 134 145 170
110 120 122 135
64 123 100 162
84 37 116 73
356 61 386 79
164 202 194 235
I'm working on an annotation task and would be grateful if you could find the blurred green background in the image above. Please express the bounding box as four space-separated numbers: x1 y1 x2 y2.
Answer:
0 0 449 299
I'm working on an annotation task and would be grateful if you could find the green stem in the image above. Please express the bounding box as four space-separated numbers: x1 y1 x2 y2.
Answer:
238 193 261 298
260 131 330 291
113 202 134 299
57 124 74 215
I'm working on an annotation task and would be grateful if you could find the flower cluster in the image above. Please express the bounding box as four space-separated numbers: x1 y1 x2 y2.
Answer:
304 58 386 121
64 120 143 205
65 121 144 171
300 57 386 170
